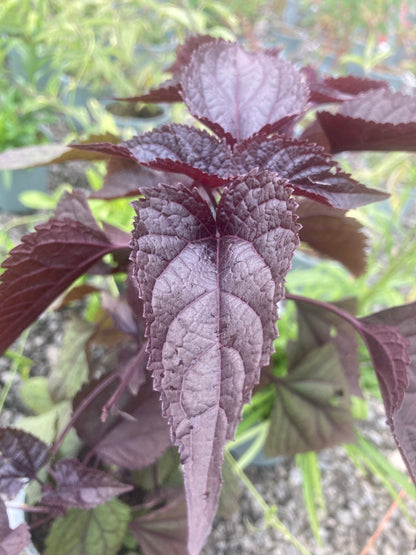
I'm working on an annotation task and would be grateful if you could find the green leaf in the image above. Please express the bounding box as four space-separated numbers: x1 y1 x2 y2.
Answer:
16 401 72 444
264 343 355 456
48 317 93 402
45 499 131 555
20 376 54 414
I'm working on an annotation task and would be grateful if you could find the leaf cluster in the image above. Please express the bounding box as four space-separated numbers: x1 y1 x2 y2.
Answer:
1 35 416 554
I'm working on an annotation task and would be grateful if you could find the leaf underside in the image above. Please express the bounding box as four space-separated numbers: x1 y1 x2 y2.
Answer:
131 170 300 554
0 498 31 555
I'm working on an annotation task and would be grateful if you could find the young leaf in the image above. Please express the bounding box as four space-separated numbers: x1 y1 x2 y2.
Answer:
0 428 49 496
129 493 188 555
180 40 309 144
0 191 125 355
296 198 367 276
41 459 132 509
361 303 416 485
131 170 300 554
0 498 31 555
317 89 416 153
264 343 355 456
44 499 131 555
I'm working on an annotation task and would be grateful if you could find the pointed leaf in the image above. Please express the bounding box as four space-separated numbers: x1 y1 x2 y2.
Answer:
0 428 49 496
42 459 132 509
180 40 309 144
232 136 388 208
129 493 188 555
289 297 361 396
303 66 389 104
317 89 416 152
297 198 367 276
361 303 416 485
264 343 355 456
166 35 218 75
45 499 130 555
0 191 123 355
131 170 300 553
0 498 31 555
114 78 183 104
122 124 232 187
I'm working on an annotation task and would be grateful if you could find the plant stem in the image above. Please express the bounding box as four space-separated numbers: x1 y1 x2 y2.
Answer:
224 450 312 555
51 371 118 457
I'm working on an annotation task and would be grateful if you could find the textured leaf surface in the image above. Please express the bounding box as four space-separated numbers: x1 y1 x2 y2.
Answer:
317 89 416 152
45 499 130 555
180 40 309 143
288 297 361 397
41 459 132 509
129 493 188 555
264 343 355 456
361 303 416 484
232 136 388 208
0 191 122 355
131 170 300 554
0 498 31 555
122 124 231 187
0 428 49 497
297 198 367 276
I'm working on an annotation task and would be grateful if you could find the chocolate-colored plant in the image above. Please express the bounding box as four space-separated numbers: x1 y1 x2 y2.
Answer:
1 36 416 555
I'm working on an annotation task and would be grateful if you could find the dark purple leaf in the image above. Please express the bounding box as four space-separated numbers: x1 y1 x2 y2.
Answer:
357 318 409 418
131 170 300 554
361 303 416 485
303 66 389 104
112 78 183 104
42 459 132 509
122 124 232 187
317 89 416 152
264 343 355 456
90 158 189 200
166 35 218 75
289 297 361 397
180 40 309 144
0 191 123 355
74 378 171 470
0 498 31 555
130 493 188 555
0 428 49 496
232 136 388 208
297 198 367 276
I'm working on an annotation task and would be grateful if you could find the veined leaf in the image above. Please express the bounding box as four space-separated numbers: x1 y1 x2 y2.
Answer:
131 170 300 554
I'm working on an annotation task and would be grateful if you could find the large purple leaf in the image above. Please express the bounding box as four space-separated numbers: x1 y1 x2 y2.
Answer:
361 303 416 485
166 34 218 75
0 428 49 497
317 89 416 153
41 459 132 509
297 198 367 276
131 170 300 554
129 493 188 555
0 191 125 355
232 136 388 209
0 498 31 555
265 343 355 456
180 40 309 144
